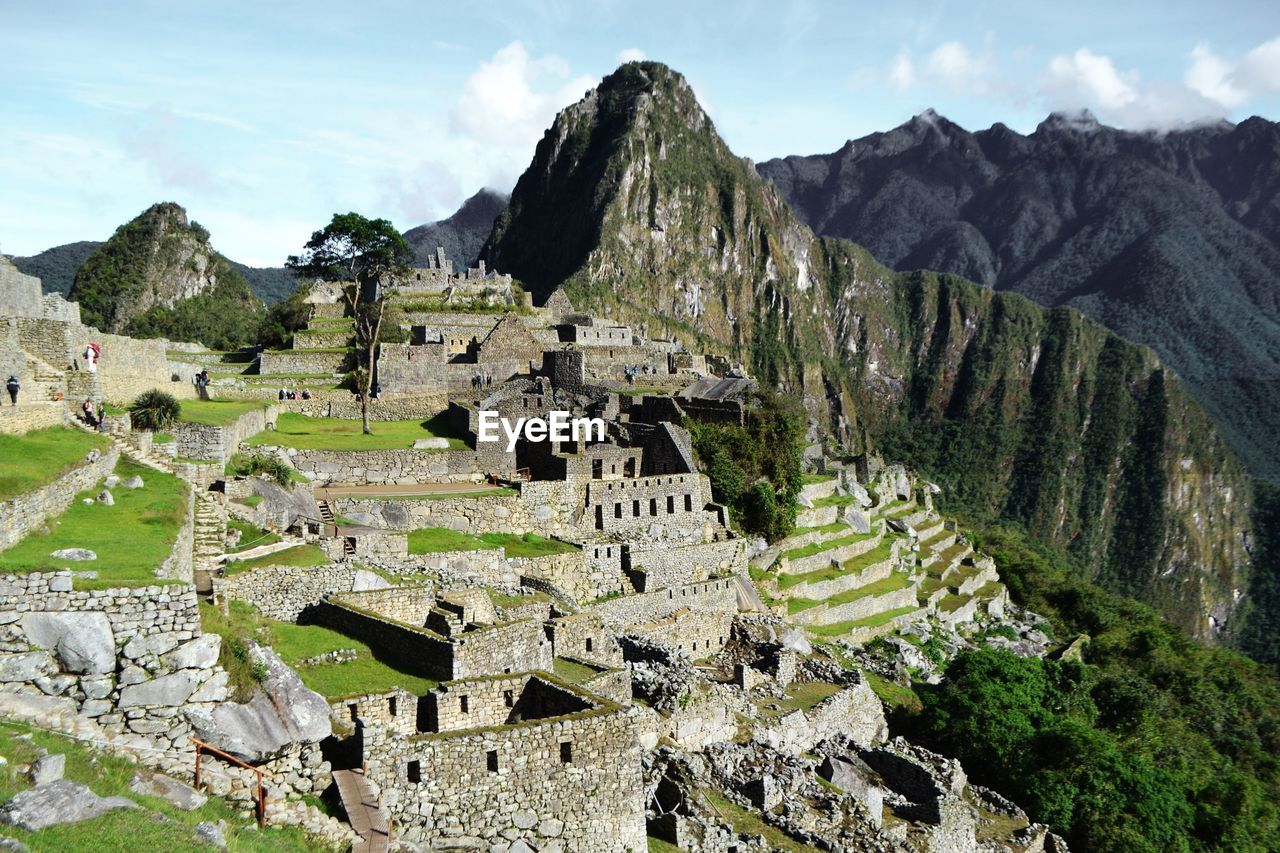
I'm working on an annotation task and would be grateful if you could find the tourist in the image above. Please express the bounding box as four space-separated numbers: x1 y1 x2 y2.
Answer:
5 375 18 406
81 398 97 427
278 388 286 400
96 402 106 432
301 389 311 400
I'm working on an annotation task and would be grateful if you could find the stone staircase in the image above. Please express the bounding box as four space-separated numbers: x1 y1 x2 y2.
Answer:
193 492 228 590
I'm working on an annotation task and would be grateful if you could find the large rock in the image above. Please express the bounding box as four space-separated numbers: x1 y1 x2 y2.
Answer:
0 652 56 683
185 645 330 762
122 475 145 490
412 437 450 449
49 549 96 562
117 670 201 707
250 479 320 531
163 635 221 670
30 754 65 786
130 771 208 811
0 780 136 831
818 755 884 828
351 569 392 592
20 613 115 675
95 490 114 506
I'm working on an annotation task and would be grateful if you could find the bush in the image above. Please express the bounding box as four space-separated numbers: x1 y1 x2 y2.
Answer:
226 452 295 488
129 389 181 431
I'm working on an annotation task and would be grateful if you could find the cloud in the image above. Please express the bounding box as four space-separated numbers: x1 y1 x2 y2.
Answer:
1045 49 1138 111
617 48 646 63
888 50 914 90
881 40 998 96
451 41 595 149
1186 37 1280 110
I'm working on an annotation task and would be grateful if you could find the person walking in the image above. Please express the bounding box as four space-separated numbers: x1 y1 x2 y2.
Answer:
81 398 96 426
5 375 18 406
96 402 106 432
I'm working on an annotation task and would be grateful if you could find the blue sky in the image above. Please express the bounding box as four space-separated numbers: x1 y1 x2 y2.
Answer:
2 0 1279 265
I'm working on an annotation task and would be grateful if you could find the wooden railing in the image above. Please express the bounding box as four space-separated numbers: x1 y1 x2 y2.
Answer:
191 737 266 828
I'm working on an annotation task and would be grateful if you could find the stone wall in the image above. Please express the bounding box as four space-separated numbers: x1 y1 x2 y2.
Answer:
449 620 553 679
752 676 888 756
784 530 886 576
260 447 481 485
362 678 645 850
630 538 746 592
0 403 68 436
332 487 576 539
0 257 45 319
507 551 591 602
790 584 919 628
584 473 709 541
548 614 625 667
258 350 349 375
314 596 454 680
334 587 434 626
589 578 739 628
286 393 448 422
156 488 195 583
0 445 118 551
411 548 508 585
171 405 276 466
212 564 359 621
628 610 733 659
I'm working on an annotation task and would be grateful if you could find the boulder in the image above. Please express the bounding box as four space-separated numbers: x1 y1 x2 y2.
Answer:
95 490 114 506
104 475 121 488
0 652 56 683
122 475 145 489
249 479 320 531
49 549 96 562
818 755 884 827
130 771 208 811
122 632 180 660
30 754 65 785
117 670 201 707
163 635 221 671
20 613 115 674
0 780 136 831
778 628 812 656
185 645 330 762
195 821 227 848
351 570 391 592
412 437 450 450
843 507 872 534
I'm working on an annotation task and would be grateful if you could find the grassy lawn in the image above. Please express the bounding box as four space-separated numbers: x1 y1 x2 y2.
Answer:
489 589 551 609
200 601 436 701
939 593 972 613
177 398 272 426
648 838 682 853
778 539 892 589
552 656 606 684
245 412 466 451
0 719 317 852
811 492 855 508
800 473 835 485
807 605 919 637
0 427 110 502
921 528 952 549
0 459 187 589
866 672 923 712
223 544 330 576
826 570 913 606
407 528 578 558
787 597 822 614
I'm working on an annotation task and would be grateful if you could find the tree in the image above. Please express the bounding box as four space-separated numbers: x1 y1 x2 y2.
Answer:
286 213 412 434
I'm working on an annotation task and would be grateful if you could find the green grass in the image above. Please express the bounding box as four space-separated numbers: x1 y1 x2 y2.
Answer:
0 718 321 852
939 540 972 562
223 544 330 576
177 398 272 426
0 459 187 588
648 838 682 853
151 432 174 445
801 473 835 485
489 589 551 609
700 789 819 852
866 672 923 712
0 427 110 502
778 539 893 589
239 494 263 508
552 656 606 683
787 597 823 614
807 606 919 637
778 681 843 711
938 593 971 613
921 527 952 549
781 528 879 564
200 601 435 700
226 519 280 553
811 492 855 508
407 528 578 558
825 570 913 606
245 412 466 451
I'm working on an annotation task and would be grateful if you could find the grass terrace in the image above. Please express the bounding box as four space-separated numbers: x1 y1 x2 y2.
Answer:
778 680 843 712
0 427 110 502
200 601 437 700
777 539 894 589
781 527 878 563
408 527 580 558
807 606 919 637
489 589 551 609
0 718 315 851
699 789 818 852
0 459 188 589
177 398 273 426
552 656 607 684
226 518 280 553
223 543 330 576
245 412 466 451
800 473 836 485
811 492 856 508
825 570 914 606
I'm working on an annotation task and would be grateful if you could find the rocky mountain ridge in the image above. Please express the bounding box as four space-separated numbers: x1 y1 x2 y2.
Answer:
482 61 1254 641
403 188 508 269
757 110 1280 481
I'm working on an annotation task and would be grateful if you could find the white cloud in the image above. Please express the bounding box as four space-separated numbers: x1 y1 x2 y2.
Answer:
1045 48 1138 111
889 50 914 90
616 48 646 63
451 41 595 149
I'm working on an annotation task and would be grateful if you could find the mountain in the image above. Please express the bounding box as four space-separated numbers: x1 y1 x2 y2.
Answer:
403 188 508 268
483 61 1254 642
67 202 263 348
226 261 297 304
756 110 1280 482
10 241 100 295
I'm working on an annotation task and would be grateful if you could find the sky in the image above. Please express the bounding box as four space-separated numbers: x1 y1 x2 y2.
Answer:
2 0 1279 266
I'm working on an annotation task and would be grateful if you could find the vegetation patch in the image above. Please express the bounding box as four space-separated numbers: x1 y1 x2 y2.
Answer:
0 427 110 502
0 459 187 588
223 544 330 576
806 606 918 637
177 398 272 426
552 657 606 683
245 412 466 451
781 528 877 563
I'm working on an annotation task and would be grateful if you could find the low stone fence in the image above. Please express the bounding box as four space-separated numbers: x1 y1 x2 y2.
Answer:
795 550 895 601
790 584 919 627
0 402 67 435
627 610 733 659
784 528 885 576
284 393 448 422
507 551 589 602
581 667 631 705
258 350 349 374
412 547 509 584
259 447 481 485
171 405 276 466
212 564 361 621
0 445 118 551
156 488 195 583
630 538 746 591
795 503 839 529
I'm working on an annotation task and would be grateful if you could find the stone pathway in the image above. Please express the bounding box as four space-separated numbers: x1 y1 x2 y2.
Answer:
315 482 509 499
333 767 389 853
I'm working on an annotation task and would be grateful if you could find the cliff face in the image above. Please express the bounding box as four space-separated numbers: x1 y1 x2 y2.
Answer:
483 61 1253 640
404 188 509 269
69 202 249 332
758 112 1280 481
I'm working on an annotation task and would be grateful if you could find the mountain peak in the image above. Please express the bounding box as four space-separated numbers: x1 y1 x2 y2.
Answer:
1036 108 1103 134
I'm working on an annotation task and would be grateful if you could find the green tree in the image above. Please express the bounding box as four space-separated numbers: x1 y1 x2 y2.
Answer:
129 389 181 431
286 213 411 434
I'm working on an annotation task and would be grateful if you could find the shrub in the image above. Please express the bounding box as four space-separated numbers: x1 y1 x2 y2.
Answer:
226 452 295 488
129 389 181 431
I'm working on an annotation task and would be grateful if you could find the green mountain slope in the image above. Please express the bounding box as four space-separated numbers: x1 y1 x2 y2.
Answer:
482 61 1253 641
